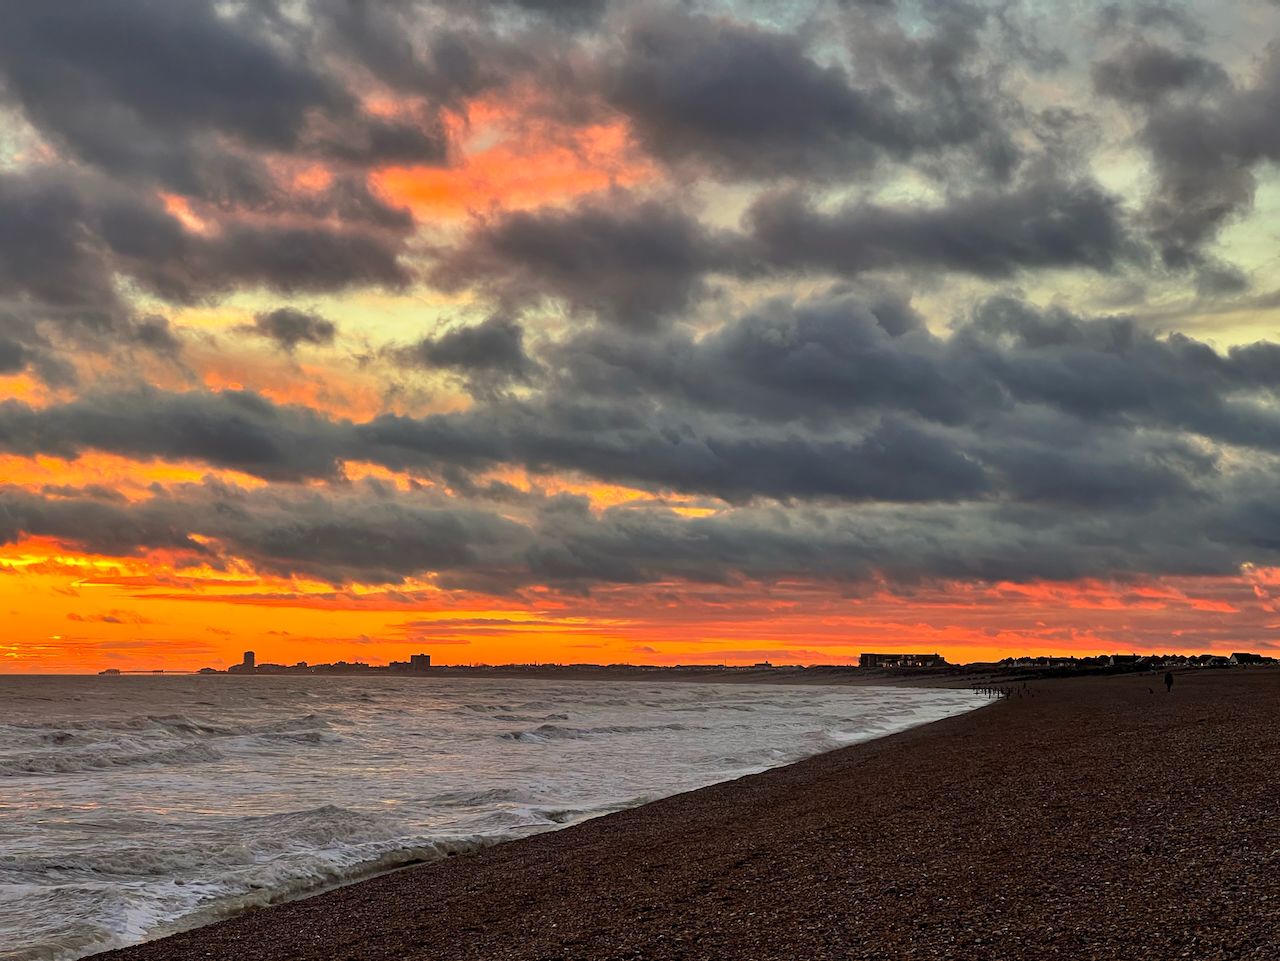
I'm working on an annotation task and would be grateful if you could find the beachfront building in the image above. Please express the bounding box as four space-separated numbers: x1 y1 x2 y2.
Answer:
859 652 948 669
1229 652 1276 666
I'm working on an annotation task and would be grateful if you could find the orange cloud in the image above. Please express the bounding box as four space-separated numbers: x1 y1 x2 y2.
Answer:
375 94 653 219
0 453 268 499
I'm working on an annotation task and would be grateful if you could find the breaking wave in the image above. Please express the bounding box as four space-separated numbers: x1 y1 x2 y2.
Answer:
497 721 693 742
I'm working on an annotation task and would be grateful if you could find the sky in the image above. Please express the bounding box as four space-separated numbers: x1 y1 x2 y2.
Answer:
4 0 1280 672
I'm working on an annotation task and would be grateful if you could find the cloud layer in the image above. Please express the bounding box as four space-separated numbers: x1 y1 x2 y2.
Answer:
3 0 1280 665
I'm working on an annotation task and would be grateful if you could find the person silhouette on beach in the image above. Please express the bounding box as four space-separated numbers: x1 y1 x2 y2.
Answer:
1164 671 1174 693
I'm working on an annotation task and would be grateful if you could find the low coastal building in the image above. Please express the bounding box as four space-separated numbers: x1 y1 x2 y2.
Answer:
859 652 948 669
1229 652 1275 666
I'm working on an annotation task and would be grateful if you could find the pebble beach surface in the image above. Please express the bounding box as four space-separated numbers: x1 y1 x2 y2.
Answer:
94 671 1280 961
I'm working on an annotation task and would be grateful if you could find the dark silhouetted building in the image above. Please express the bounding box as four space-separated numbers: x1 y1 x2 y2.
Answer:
1230 652 1273 666
859 652 948 669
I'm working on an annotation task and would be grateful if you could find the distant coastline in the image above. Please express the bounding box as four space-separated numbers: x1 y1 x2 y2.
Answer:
93 650 1280 687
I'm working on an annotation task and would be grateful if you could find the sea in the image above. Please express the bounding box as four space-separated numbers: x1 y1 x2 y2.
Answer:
0 675 988 961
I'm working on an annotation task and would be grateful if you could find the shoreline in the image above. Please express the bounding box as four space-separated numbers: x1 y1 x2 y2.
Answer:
73 682 996 958
93 670 1280 960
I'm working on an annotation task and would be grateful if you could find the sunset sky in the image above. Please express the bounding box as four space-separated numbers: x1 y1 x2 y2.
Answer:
4 0 1280 672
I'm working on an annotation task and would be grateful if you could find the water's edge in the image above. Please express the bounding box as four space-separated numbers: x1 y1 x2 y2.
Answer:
120 690 999 954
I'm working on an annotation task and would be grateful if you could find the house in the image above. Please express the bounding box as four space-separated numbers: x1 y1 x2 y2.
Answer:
1229 652 1270 666
859 653 948 669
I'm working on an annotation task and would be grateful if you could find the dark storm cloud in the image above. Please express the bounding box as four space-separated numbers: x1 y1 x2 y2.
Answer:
362 405 993 503
293 176 416 231
1096 41 1280 267
10 284 1280 588
241 309 338 352
431 195 744 328
399 315 533 378
602 4 1022 182
9 292 1280 512
198 221 412 295
603 8 905 178
0 486 210 559
0 170 131 320
746 179 1135 278
189 482 530 586
306 0 547 106
1091 42 1227 105
0 167 409 320
0 480 530 587
0 337 27 373
0 170 199 379
0 1 446 199
435 175 1135 324
2 464 1278 589
6 0 1280 598
1097 3 1207 43
0 389 353 482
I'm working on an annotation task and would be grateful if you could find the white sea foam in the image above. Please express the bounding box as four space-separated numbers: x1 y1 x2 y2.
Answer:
0 676 988 961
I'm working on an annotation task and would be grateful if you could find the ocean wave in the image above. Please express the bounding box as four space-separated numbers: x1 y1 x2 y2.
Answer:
0 742 225 777
424 786 528 806
2 828 501 961
0 713 338 778
497 721 692 743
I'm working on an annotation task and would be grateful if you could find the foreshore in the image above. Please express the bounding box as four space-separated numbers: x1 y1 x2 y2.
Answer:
96 671 1280 961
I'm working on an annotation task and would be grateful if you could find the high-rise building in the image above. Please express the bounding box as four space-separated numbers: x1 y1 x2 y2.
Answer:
243 650 255 669
409 653 431 671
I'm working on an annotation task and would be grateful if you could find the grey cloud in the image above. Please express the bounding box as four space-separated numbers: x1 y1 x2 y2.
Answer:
1097 3 1207 43
1092 42 1227 104
1 466 1275 591
242 308 338 352
194 221 412 296
603 4 1022 182
0 171 193 379
399 315 533 378
434 175 1135 322
0 1 447 199
0 170 129 317
431 195 743 328
0 337 27 373
0 167 411 309
604 9 906 179
0 389 353 483
9 293 1280 509
0 485 210 559
1099 42 1280 266
746 180 1135 279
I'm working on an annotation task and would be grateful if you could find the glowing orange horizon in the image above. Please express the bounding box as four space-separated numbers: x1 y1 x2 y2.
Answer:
3 519 1275 672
